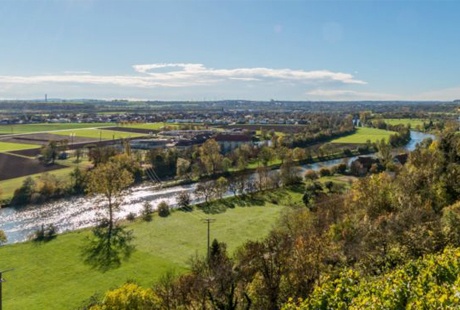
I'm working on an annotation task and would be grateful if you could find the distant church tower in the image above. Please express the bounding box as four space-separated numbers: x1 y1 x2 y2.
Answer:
45 94 48 102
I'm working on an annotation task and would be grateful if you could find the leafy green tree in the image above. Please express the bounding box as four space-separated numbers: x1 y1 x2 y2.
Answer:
215 176 229 200
11 176 36 206
176 157 191 178
40 140 58 165
258 146 275 167
83 157 135 271
200 139 223 175
157 201 171 217
141 201 153 222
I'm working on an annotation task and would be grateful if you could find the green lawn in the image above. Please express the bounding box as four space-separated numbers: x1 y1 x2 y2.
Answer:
0 193 288 310
331 127 395 144
0 123 113 135
53 128 145 140
0 141 40 153
119 122 178 130
383 118 427 128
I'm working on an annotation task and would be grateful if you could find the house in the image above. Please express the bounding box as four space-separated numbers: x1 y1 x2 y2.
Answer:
214 134 253 153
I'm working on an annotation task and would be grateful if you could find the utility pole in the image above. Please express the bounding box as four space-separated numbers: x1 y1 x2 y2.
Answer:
0 269 14 310
202 218 216 262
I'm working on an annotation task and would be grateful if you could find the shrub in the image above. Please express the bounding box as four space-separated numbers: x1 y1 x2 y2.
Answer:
126 212 136 221
29 224 58 242
304 170 318 180
158 201 171 217
141 202 153 221
319 167 332 177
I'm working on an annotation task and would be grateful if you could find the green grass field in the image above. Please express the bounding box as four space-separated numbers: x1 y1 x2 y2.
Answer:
53 128 145 140
331 127 395 144
0 141 40 153
0 123 113 135
383 118 427 128
0 193 289 310
119 122 178 130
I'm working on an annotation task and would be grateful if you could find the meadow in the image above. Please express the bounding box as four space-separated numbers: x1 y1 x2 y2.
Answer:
0 192 289 310
383 118 427 128
331 127 395 144
118 122 178 130
0 141 40 153
53 128 146 140
0 123 113 135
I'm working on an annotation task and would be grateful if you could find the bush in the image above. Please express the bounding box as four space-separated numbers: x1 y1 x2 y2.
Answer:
335 163 347 174
158 201 171 217
29 224 58 242
343 148 353 156
126 212 136 221
319 167 332 177
141 202 153 221
304 170 318 180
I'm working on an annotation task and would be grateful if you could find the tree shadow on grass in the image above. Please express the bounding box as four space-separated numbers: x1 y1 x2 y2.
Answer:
81 220 135 273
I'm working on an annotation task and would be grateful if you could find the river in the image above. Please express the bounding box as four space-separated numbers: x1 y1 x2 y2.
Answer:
0 131 435 244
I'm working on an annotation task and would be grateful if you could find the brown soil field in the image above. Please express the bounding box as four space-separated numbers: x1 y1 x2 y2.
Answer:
0 153 65 180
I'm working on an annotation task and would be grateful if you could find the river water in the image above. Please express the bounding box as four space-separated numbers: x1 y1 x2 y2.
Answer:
0 131 434 244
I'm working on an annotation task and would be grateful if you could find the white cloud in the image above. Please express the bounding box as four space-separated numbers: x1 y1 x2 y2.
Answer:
131 63 366 86
0 64 366 93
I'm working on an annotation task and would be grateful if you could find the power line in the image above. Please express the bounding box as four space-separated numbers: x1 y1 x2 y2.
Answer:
202 218 216 262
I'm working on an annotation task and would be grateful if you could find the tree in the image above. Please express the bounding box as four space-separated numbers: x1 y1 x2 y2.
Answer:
40 140 58 165
83 157 135 271
258 146 274 167
228 174 248 196
11 176 36 206
176 157 191 178
141 201 153 222
215 176 229 200
177 191 192 210
195 181 217 204
376 138 393 168
74 148 83 163
158 201 171 217
200 139 223 175
70 166 87 194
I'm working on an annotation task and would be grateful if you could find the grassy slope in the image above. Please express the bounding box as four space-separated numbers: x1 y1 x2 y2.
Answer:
1 194 288 310
331 127 395 144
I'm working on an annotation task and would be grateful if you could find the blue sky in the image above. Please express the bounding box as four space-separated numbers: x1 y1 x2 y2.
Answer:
0 0 459 101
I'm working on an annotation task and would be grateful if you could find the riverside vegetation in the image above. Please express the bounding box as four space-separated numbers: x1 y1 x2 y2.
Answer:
77 128 460 309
